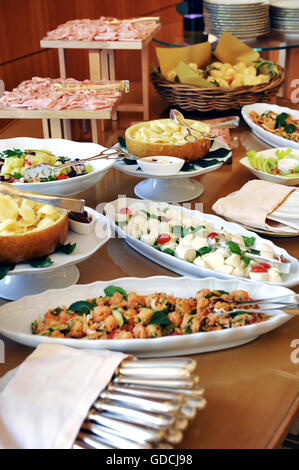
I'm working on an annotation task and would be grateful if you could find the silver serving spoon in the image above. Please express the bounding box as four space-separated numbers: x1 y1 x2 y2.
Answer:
169 109 239 145
207 234 291 274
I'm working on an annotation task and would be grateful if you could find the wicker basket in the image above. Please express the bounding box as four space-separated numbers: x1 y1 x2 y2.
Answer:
150 65 285 112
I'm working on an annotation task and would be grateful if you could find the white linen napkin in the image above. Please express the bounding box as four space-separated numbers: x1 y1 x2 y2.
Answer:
0 344 129 449
212 180 297 233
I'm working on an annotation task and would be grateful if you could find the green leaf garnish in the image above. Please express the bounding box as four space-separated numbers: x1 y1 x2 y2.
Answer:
104 285 128 299
284 123 296 134
29 255 53 268
242 236 255 247
148 310 172 326
226 241 242 255
68 300 94 315
57 243 76 255
0 148 23 158
275 112 288 129
197 246 211 256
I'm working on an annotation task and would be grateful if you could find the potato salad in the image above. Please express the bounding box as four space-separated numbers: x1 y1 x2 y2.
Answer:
115 204 288 283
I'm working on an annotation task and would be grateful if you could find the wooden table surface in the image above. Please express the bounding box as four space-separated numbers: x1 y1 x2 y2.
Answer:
0 100 298 449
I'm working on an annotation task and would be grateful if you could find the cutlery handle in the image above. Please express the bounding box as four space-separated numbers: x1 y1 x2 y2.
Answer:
108 383 185 402
88 409 164 443
117 366 192 379
80 424 149 449
121 357 197 372
99 390 181 413
113 375 199 389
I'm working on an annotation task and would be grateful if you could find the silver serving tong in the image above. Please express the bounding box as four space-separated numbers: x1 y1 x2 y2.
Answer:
214 303 299 316
23 145 130 180
169 109 239 144
207 233 291 274
0 181 85 212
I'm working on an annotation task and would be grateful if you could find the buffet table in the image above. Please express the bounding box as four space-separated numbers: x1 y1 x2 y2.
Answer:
0 96 298 449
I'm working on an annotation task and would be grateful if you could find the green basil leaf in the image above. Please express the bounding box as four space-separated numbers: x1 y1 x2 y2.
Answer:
172 225 183 235
247 248 261 255
29 256 53 268
148 309 172 326
181 163 196 172
197 246 211 256
104 285 128 299
226 241 242 255
212 289 230 296
68 300 94 315
242 256 251 267
57 242 76 255
163 248 174 255
242 236 256 247
1 148 23 158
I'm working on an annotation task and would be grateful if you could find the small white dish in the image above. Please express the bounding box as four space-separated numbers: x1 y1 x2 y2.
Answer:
69 213 94 235
240 148 299 186
137 156 185 176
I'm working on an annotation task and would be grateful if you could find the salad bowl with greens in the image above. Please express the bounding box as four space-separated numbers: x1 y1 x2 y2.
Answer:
240 148 299 186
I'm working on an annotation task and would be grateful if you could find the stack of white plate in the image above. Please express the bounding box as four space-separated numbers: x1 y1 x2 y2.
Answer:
270 0 299 34
268 188 299 231
203 0 270 39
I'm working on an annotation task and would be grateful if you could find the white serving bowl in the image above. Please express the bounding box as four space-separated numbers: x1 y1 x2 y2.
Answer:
137 156 185 176
240 147 299 186
0 137 114 196
241 103 299 150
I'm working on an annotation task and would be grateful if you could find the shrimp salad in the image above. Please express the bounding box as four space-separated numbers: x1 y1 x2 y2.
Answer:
31 286 268 340
114 204 289 283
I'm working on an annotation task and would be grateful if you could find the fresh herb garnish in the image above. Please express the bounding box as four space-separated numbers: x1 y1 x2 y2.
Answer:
0 148 23 158
104 285 128 299
226 241 242 255
162 248 174 255
148 310 172 326
117 136 126 149
57 242 76 255
29 255 53 268
242 236 255 248
197 246 211 256
68 300 94 315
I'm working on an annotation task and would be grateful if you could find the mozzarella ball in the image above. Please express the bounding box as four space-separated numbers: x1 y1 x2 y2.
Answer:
225 254 242 268
249 271 269 282
175 246 196 263
267 268 282 283
202 252 225 271
191 236 208 251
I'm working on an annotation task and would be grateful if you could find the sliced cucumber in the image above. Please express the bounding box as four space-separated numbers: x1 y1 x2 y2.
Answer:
112 308 125 329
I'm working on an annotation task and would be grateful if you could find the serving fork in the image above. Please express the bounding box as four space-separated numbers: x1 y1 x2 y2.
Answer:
23 145 130 180
212 293 299 316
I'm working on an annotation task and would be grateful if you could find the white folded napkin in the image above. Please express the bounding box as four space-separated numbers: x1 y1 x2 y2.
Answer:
212 180 297 233
0 344 129 449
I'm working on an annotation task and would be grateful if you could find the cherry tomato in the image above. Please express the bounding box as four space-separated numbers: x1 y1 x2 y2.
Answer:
57 174 67 180
207 232 219 239
251 265 268 273
119 207 132 215
259 262 271 270
107 328 119 339
157 233 171 245
25 160 32 166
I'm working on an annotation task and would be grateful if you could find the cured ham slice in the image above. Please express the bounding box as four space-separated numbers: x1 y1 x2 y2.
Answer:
0 77 121 111
43 17 159 42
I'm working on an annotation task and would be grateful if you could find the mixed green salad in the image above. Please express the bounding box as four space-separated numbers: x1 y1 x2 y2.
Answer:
246 148 299 177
